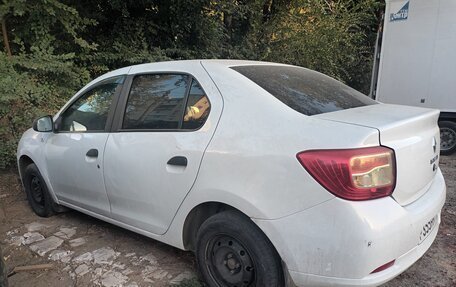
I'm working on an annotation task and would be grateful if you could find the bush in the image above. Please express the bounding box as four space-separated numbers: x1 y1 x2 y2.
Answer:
0 53 90 168
0 0 382 169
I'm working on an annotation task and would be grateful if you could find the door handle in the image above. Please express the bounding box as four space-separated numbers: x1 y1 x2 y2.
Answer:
167 156 187 167
86 149 99 158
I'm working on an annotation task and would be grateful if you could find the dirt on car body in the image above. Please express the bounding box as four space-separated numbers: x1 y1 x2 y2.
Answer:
1 155 455 287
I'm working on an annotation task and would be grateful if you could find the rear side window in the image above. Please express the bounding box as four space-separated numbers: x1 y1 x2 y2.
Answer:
123 74 189 129
122 74 211 130
231 65 376 116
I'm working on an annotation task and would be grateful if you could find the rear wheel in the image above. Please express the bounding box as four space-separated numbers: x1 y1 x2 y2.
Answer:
196 211 284 287
23 164 56 217
439 121 456 155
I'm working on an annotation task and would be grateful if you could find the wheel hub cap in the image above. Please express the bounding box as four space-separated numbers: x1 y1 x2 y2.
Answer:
30 176 44 205
440 127 456 151
206 235 255 287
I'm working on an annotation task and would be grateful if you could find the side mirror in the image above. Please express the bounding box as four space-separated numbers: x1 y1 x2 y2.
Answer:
32 115 53 132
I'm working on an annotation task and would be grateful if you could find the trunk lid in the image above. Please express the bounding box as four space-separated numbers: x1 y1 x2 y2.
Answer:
314 104 441 206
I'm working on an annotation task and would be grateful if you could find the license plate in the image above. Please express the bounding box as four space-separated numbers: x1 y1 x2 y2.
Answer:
418 214 438 245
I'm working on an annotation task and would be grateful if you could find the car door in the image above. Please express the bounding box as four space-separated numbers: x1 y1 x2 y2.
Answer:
44 76 125 216
103 64 221 235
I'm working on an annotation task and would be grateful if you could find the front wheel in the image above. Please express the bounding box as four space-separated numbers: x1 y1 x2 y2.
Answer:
196 211 284 287
23 163 55 217
439 121 456 155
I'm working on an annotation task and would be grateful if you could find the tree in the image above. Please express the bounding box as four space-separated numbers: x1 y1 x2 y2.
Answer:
0 0 94 168
263 0 382 92
0 0 382 168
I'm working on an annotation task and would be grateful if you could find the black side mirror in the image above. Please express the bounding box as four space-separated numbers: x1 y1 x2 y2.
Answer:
32 115 53 132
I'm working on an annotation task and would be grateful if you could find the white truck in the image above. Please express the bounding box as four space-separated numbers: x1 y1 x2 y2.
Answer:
370 0 456 155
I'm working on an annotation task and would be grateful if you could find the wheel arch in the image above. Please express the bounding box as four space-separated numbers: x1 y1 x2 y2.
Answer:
181 200 284 266
18 154 35 181
439 112 456 122
17 154 59 203
182 201 237 251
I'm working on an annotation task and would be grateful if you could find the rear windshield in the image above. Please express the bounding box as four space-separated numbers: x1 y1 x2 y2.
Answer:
231 65 377 116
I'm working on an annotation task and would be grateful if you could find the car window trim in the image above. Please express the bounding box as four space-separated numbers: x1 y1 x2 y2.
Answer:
108 75 134 132
55 75 126 134
178 76 193 129
112 72 211 133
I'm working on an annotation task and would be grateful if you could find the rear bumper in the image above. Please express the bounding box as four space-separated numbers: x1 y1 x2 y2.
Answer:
288 221 439 287
254 169 446 287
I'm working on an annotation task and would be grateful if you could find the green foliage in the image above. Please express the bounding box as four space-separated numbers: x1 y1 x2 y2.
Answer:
264 0 382 91
0 0 91 168
0 52 90 168
0 0 382 168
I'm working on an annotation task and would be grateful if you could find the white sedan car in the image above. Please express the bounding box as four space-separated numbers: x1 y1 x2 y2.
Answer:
17 60 446 287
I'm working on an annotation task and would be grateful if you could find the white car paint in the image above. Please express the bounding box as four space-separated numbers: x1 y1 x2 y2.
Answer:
45 133 111 216
255 170 445 286
314 104 441 205
17 60 446 287
103 62 224 234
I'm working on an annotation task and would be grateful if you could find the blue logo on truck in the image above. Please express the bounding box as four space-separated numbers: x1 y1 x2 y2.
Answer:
390 1 409 22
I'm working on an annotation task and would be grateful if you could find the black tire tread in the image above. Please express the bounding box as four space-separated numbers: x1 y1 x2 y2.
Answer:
23 163 55 217
196 210 284 287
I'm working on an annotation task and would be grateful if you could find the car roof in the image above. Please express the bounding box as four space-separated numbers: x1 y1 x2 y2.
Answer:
83 60 289 96
131 59 286 68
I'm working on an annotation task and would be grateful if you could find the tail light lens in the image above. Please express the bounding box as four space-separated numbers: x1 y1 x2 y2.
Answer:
296 147 396 201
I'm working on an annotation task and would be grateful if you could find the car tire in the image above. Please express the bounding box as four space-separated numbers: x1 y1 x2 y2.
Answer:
196 210 284 287
23 163 56 217
439 121 456 155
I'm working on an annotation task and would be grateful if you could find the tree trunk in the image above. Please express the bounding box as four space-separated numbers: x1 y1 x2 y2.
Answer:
1 18 12 57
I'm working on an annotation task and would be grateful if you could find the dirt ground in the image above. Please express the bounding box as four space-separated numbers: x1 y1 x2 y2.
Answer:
0 156 455 287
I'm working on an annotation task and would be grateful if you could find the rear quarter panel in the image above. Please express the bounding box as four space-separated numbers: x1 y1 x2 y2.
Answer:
170 63 382 225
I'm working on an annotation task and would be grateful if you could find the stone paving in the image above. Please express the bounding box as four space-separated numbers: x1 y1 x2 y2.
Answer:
1 154 455 286
4 223 196 286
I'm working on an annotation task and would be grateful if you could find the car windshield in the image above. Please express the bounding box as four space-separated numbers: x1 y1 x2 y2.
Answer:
231 65 377 116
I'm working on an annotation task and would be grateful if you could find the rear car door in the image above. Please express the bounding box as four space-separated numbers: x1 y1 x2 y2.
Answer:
103 64 222 235
44 76 124 216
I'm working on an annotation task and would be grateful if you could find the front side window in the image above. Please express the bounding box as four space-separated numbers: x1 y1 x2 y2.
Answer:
59 77 123 132
123 74 190 130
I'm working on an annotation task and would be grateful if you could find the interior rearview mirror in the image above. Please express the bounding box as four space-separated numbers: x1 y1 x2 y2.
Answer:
32 115 53 132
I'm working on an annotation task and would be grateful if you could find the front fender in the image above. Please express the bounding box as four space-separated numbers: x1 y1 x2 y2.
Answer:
17 128 59 203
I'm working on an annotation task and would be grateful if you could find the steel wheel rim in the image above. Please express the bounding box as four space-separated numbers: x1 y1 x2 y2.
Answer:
440 127 456 151
205 234 256 287
30 175 44 206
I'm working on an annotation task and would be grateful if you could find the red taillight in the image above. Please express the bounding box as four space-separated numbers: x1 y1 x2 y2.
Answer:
296 147 396 201
371 260 395 273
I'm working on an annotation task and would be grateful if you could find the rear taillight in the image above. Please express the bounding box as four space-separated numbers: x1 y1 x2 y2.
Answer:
296 147 396 201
